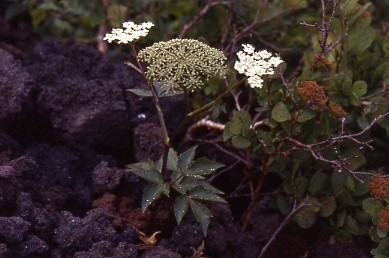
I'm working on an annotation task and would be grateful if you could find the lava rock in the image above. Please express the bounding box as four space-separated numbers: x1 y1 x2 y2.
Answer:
19 235 49 258
0 48 34 129
312 241 369 258
22 39 143 150
133 123 164 161
92 161 124 195
53 208 117 253
0 216 30 244
17 192 58 242
141 246 181 258
0 164 23 214
74 241 138 258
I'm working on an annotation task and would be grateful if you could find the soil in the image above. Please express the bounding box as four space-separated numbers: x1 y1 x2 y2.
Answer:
0 10 372 258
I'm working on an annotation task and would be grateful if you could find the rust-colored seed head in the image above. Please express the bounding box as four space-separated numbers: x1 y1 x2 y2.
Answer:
369 173 389 200
312 54 332 71
379 205 389 231
297 81 327 110
329 101 347 117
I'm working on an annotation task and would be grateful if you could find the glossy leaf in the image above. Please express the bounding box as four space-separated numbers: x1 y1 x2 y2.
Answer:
174 195 189 224
142 184 163 212
190 200 212 236
167 148 179 171
188 187 226 203
309 172 328 195
231 135 251 149
127 88 152 97
187 157 224 177
363 198 384 224
178 146 197 172
127 162 163 184
319 198 336 217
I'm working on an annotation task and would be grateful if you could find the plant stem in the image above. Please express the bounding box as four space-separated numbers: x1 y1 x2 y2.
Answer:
130 44 170 177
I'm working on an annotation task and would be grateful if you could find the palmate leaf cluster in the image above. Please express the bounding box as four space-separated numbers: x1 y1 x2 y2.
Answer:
127 146 225 235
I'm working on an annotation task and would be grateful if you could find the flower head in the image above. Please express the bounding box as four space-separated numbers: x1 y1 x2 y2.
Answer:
297 81 327 110
104 21 154 44
234 44 283 88
369 172 389 200
138 39 227 92
378 204 389 230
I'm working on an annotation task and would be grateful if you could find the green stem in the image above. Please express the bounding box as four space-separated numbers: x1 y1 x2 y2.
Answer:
130 44 171 177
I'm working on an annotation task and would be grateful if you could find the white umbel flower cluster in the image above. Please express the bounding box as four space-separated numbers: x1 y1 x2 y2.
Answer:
234 44 283 88
104 21 154 44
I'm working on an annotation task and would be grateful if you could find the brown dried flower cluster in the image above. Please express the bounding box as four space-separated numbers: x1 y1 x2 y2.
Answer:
329 101 347 117
378 205 389 231
312 54 332 71
369 173 389 200
297 81 327 110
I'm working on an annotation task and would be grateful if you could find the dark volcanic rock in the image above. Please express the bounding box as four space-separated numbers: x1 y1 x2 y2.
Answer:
22 39 143 150
19 235 49 258
74 241 138 258
133 123 164 161
312 241 369 258
0 216 30 244
142 246 181 258
0 164 23 215
92 161 124 195
0 48 34 129
53 208 117 253
19 144 92 214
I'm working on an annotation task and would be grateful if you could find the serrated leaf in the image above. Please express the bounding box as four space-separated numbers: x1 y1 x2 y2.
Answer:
187 157 224 177
167 148 179 171
189 187 226 203
161 182 170 197
353 81 368 97
319 198 336 217
178 146 197 172
127 88 152 97
309 172 328 195
190 200 212 235
127 163 163 184
176 177 224 195
231 135 251 149
174 195 189 224
142 184 163 212
271 102 291 122
297 109 317 122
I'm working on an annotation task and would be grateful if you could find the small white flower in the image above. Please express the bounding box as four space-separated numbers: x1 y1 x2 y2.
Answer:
234 44 283 88
104 21 154 44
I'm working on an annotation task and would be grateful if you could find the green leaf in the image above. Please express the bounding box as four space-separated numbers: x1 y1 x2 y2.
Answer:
372 237 389 257
231 135 251 149
337 209 347 227
345 26 376 55
352 81 368 97
176 177 224 195
127 89 152 97
377 227 388 238
294 207 318 229
362 198 384 224
271 102 291 122
293 198 320 229
296 176 309 198
127 162 163 184
174 195 189 224
142 184 163 212
319 198 336 217
277 195 291 215
167 148 179 171
345 215 360 235
189 187 226 203
189 200 212 235
187 158 224 177
178 146 197 172
309 172 328 195
344 149 366 170
297 109 317 122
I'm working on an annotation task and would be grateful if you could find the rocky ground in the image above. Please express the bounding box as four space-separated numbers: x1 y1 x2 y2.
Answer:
0 11 371 258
